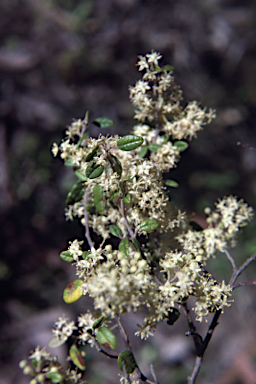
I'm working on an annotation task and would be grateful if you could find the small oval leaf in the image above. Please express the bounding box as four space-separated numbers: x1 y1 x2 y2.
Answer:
93 117 114 128
63 280 83 304
118 350 136 374
139 145 148 158
107 154 122 177
164 179 179 188
117 135 143 151
82 251 91 259
173 141 188 152
92 316 106 329
60 251 74 263
64 158 76 167
149 144 162 153
48 336 67 349
140 219 159 232
85 145 99 162
119 238 129 257
75 169 87 181
93 185 103 204
86 162 104 179
96 326 116 350
66 181 85 205
95 201 104 215
69 345 86 371
131 238 140 251
123 193 131 204
47 371 63 383
109 225 123 238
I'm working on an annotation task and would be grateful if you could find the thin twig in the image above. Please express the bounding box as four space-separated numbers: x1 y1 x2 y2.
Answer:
83 189 94 250
184 304 222 384
115 314 131 350
223 248 237 277
150 364 159 384
232 279 256 290
94 338 118 359
229 252 256 286
119 198 135 238
116 315 155 384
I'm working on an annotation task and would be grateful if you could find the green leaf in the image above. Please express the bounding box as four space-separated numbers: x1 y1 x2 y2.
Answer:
140 219 159 232
82 251 91 259
119 238 129 257
123 193 130 204
166 308 180 325
149 144 162 153
86 162 104 179
75 169 86 181
139 145 148 158
47 372 63 383
164 179 179 188
69 344 86 371
95 201 103 215
85 204 95 213
60 251 74 263
117 135 143 151
174 141 188 152
48 336 67 349
63 280 83 304
107 154 122 177
109 225 123 238
93 117 114 128
85 145 99 162
131 238 140 251
76 132 89 146
118 350 136 374
93 185 103 204
109 188 120 201
96 326 116 350
163 64 174 72
92 316 106 329
64 157 76 167
66 180 85 205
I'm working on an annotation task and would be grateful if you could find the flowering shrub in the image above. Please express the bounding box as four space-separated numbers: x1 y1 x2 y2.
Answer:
20 52 255 384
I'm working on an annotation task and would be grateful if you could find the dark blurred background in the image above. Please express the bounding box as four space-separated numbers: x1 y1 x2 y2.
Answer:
1 0 256 383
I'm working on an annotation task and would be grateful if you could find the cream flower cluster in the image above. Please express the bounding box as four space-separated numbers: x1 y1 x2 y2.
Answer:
51 53 252 340
130 52 216 140
177 196 254 257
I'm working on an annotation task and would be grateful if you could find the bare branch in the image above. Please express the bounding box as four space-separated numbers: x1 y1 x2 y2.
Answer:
83 189 94 250
232 279 256 290
229 252 256 286
119 198 135 238
187 356 203 384
223 248 237 276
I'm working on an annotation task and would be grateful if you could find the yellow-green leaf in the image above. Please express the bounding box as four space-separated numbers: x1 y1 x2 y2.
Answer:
69 345 86 371
96 326 116 350
63 280 83 304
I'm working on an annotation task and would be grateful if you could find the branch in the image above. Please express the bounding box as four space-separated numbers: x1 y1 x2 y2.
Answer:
119 198 135 238
183 302 222 384
232 279 256 290
229 252 256 286
83 189 94 250
93 338 118 359
116 315 157 384
223 248 237 277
